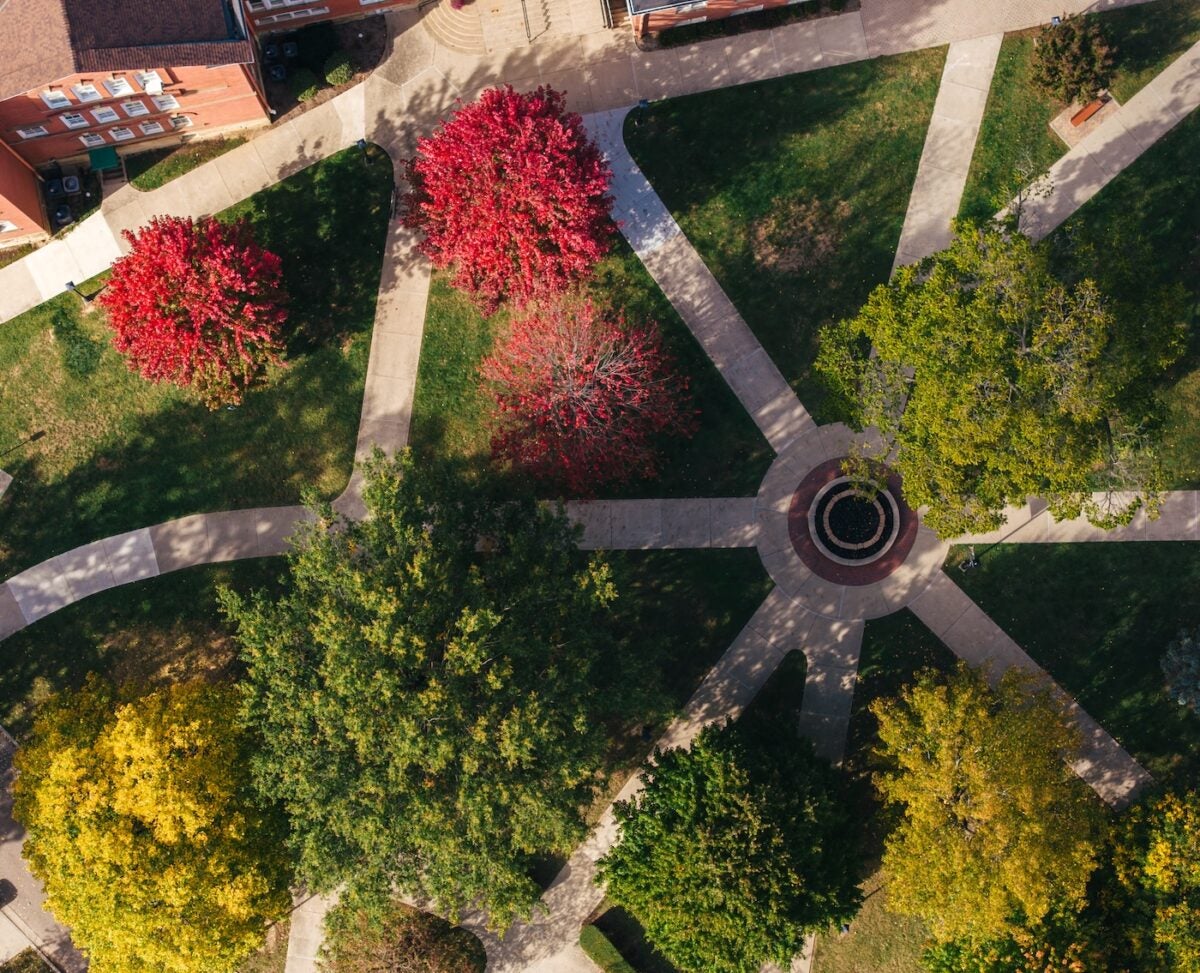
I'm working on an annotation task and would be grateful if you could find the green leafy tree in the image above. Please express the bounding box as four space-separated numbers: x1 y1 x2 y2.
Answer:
1111 789 1200 971
818 224 1169 537
224 451 635 930
871 665 1101 943
12 677 290 973
1032 14 1115 103
320 895 485 973
597 722 860 973
921 908 1111 972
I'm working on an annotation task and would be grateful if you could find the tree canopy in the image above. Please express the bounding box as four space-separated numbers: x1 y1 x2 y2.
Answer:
403 85 613 314
818 224 1174 537
482 298 696 493
12 677 290 973
98 215 287 408
871 664 1101 943
224 451 632 929
597 722 860 973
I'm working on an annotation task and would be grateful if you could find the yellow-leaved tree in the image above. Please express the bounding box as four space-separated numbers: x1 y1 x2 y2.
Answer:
13 676 291 973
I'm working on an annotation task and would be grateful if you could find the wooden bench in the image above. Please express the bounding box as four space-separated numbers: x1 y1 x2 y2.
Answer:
1071 97 1107 127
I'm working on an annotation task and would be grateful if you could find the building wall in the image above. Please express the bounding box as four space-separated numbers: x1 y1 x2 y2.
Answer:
0 64 270 168
244 0 414 35
0 140 47 242
633 0 797 34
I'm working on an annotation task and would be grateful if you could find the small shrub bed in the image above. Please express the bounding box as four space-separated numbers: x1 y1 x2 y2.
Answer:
289 68 321 102
580 925 638 973
323 50 354 86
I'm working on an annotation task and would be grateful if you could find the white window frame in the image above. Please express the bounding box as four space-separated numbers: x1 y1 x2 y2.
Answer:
40 89 71 109
255 6 329 24
121 99 150 117
72 82 102 102
134 70 163 91
79 132 107 147
360 0 388 5
91 106 120 123
16 125 48 139
139 120 165 136
151 93 180 112
102 76 134 98
248 0 322 10
60 112 90 130
109 126 136 142
0 220 19 234
170 115 193 130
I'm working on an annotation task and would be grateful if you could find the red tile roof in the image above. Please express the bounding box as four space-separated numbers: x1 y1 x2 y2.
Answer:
0 0 254 101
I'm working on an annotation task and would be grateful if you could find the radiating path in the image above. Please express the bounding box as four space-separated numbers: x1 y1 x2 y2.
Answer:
893 33 1002 271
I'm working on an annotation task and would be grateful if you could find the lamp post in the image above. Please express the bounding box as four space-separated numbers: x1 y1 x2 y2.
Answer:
65 280 92 304
0 429 46 462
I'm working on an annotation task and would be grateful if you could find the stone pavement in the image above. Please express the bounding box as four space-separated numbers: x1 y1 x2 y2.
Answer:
565 497 759 549
910 571 1152 808
283 892 339 973
893 33 1002 271
586 108 816 453
1005 36 1200 240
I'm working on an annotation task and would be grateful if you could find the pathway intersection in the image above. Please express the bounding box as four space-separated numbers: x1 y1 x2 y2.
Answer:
0 5 1198 972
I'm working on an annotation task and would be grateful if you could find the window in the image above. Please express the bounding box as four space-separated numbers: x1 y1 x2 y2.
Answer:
170 115 193 129
255 6 329 24
72 82 102 102
40 89 71 109
60 112 90 130
110 126 135 141
0 220 19 234
139 120 165 136
248 0 322 9
360 0 389 5
16 125 48 139
134 70 163 91
151 93 180 112
102 76 134 97
79 132 106 147
121 99 150 117
91 106 120 123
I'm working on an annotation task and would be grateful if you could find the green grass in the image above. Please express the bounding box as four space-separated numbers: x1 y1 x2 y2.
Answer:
0 242 38 270
1047 109 1200 487
580 925 638 973
0 951 45 973
623 48 945 420
960 1 1200 223
0 559 283 736
409 234 773 498
127 137 248 191
0 145 392 578
958 33 1064 222
811 871 927 973
949 543 1200 786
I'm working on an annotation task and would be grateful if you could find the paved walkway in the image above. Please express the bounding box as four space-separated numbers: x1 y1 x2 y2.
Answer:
909 571 1151 807
893 33 1002 270
1005 36 1200 240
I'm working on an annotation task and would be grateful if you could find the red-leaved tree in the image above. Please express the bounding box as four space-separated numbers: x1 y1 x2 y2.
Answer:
404 85 613 315
481 299 697 493
99 215 287 408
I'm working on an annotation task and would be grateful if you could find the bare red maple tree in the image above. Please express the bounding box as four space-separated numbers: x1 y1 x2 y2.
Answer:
482 299 697 493
404 85 613 315
99 215 287 408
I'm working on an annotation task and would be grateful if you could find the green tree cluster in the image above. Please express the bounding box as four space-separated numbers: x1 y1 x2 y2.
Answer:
320 895 485 973
13 677 290 973
1032 14 1115 104
598 722 860 973
818 225 1173 537
224 451 639 929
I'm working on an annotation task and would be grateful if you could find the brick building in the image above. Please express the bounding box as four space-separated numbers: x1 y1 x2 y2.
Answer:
0 0 272 245
241 0 411 36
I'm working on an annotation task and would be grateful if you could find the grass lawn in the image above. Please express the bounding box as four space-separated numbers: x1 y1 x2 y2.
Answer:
960 0 1200 222
409 234 773 498
126 136 247 191
811 872 927 973
623 49 944 420
1047 109 1200 486
949 543 1200 786
0 145 392 578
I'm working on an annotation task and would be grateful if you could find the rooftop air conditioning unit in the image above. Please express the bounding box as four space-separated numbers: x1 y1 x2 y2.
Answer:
145 79 163 96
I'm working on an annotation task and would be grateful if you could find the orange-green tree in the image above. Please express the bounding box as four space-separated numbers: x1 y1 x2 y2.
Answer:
13 677 290 973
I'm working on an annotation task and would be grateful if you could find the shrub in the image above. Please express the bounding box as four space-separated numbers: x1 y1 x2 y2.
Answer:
98 215 287 407
579 926 637 973
321 896 485 973
1163 627 1200 712
404 85 613 314
289 67 321 103
323 50 354 87
1032 14 1115 103
481 298 697 494
0 950 46 973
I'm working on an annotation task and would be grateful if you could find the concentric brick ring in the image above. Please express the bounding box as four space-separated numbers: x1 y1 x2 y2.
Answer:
788 458 919 586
